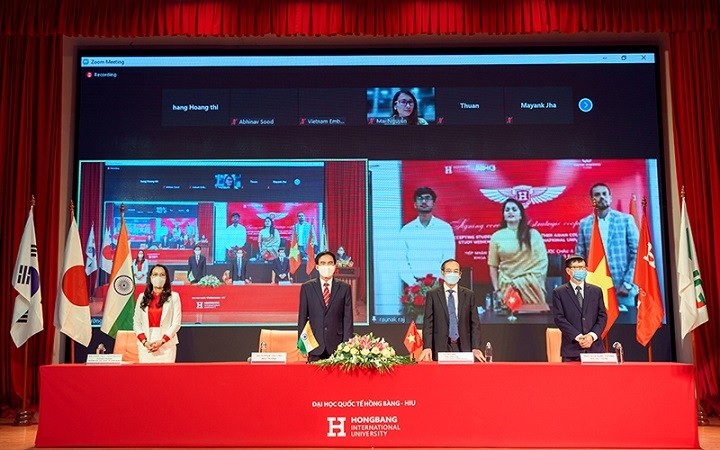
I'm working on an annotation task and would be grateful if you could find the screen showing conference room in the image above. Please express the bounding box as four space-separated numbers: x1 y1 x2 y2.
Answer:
75 48 670 360
79 160 367 326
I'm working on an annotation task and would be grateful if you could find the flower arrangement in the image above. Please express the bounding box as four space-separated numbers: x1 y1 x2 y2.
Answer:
400 274 440 318
197 274 223 287
313 333 414 372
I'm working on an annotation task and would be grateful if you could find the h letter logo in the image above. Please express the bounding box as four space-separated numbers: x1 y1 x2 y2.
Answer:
326 417 346 437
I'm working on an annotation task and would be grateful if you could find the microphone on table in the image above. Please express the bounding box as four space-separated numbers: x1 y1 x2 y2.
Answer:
612 342 624 364
96 343 106 354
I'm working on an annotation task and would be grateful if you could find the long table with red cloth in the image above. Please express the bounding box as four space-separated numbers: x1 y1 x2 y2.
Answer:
35 362 698 448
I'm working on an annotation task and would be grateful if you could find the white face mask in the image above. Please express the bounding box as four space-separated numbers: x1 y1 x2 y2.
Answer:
151 276 166 288
318 265 335 278
194 250 201 256
443 272 461 285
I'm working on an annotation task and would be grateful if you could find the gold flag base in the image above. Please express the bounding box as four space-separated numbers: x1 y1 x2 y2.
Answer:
13 410 32 426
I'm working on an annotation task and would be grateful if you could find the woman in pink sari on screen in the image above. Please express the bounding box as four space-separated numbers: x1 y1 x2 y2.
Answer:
488 198 548 307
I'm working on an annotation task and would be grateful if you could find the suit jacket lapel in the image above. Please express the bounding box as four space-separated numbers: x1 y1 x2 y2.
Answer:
314 279 325 310
457 289 468 322
160 297 169 326
438 288 449 322
328 279 339 308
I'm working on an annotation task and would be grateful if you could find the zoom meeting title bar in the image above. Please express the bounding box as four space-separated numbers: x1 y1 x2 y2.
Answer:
80 53 655 68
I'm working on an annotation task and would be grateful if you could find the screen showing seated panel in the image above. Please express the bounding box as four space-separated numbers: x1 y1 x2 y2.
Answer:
76 48 669 359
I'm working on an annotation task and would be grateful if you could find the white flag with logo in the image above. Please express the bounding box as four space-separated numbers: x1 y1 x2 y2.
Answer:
100 227 113 274
11 206 44 347
55 215 92 346
85 223 98 276
678 197 709 338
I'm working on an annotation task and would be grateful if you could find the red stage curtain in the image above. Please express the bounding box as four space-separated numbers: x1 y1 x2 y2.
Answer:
197 202 215 263
1 0 718 37
1 0 719 413
668 30 720 414
0 35 63 408
79 162 103 292
325 161 366 306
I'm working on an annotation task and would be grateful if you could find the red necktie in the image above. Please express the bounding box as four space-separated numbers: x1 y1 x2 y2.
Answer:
323 283 330 307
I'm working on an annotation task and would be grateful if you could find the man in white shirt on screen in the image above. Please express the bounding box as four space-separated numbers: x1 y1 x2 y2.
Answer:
399 187 456 286
222 212 247 261
292 212 315 261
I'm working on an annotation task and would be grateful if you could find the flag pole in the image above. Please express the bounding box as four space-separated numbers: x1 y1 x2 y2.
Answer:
89 220 97 300
592 197 611 352
681 187 709 426
15 195 36 427
69 201 77 364
640 196 653 363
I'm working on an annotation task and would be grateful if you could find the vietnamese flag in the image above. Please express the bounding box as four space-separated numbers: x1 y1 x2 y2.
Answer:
634 205 664 347
288 229 301 275
585 210 619 338
503 286 523 312
403 320 423 357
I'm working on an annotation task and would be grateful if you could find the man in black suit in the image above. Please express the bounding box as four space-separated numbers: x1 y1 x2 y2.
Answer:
420 259 484 362
297 251 353 361
187 244 207 284
159 234 171 249
552 255 608 361
229 248 248 282
272 248 291 283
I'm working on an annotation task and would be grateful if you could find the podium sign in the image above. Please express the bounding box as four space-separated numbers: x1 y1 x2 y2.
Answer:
86 354 124 365
437 352 474 364
580 353 619 364
250 352 287 364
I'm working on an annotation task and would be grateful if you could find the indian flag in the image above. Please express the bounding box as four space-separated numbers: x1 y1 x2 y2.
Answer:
100 218 136 338
297 321 319 355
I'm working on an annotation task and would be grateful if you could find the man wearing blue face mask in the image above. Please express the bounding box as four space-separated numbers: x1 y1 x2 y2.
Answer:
552 255 608 361
419 259 484 362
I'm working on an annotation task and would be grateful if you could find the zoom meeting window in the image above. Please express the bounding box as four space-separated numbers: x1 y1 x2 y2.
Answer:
77 49 666 338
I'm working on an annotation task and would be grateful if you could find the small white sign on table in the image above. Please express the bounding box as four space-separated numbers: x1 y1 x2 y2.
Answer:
437 352 475 364
250 352 287 364
86 354 124 365
580 353 619 364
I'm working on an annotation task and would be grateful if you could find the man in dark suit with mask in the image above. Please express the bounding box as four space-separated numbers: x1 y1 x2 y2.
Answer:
272 247 291 283
229 248 248 282
552 255 608 361
297 251 353 361
420 259 484 362
187 244 206 284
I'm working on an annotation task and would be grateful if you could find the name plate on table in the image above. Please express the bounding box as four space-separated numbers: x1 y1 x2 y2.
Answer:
250 352 287 364
437 352 474 364
580 353 619 364
86 354 124 365
232 280 246 285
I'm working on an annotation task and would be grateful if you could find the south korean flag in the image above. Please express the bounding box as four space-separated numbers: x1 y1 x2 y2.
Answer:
11 206 43 347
